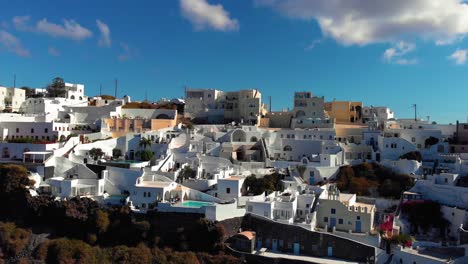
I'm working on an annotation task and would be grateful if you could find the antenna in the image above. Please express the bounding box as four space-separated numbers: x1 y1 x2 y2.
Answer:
269 96 272 112
99 84 102 96
412 104 417 121
13 74 16 88
145 90 148 102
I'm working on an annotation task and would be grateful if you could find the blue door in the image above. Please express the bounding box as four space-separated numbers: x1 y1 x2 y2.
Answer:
293 243 300 255
257 238 262 249
327 246 333 257
330 217 336 228
356 221 362 233
272 239 278 251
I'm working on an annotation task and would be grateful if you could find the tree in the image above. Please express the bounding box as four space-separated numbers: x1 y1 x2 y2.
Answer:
20 86 36 98
94 210 110 234
0 222 31 258
401 200 449 234
46 77 67 98
178 166 196 182
424 136 439 148
0 165 33 221
139 137 152 150
112 148 122 159
136 150 153 161
400 151 422 162
89 148 104 161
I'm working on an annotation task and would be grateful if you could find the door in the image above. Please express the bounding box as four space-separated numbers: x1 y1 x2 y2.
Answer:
257 238 262 249
272 239 278 251
356 221 362 233
330 217 336 228
327 246 333 257
293 243 300 255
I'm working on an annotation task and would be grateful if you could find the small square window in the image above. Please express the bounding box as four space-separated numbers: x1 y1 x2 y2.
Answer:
324 217 328 223
339 219 343 225
357 216 361 220
331 208 336 214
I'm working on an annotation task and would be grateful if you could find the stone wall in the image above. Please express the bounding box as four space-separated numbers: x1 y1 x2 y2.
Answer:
240 214 376 263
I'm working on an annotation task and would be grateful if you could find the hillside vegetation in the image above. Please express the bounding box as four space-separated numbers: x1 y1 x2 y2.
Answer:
336 162 414 198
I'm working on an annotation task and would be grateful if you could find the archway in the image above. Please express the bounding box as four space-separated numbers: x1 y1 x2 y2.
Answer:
295 110 306 118
283 145 292 152
231 129 247 142
155 114 170 119
250 136 258 142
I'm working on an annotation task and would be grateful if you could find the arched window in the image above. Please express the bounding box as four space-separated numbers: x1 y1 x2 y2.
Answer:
70 95 75 100
295 110 306 118
79 96 83 100
283 145 292 152
250 136 258 142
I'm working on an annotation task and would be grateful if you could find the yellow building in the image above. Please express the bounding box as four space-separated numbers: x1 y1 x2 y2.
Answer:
325 101 363 124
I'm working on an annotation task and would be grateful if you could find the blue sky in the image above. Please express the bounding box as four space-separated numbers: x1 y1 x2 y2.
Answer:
0 0 467 124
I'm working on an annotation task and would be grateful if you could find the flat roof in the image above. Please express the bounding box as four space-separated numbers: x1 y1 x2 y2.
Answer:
222 176 245 181
136 181 173 188
23 151 53 155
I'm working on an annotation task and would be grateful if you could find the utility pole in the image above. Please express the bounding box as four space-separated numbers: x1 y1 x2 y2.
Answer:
412 104 417 121
269 96 272 112
114 79 118 98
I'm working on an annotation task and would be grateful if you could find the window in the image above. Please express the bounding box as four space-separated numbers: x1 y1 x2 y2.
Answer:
306 204 310 208
16 128 19 133
324 217 328 222
148 192 151 197
247 205 252 212
283 145 292 152
226 187 231 194
331 208 336 214
357 216 361 220
411 137 416 142
339 219 343 225
31 128 34 133
44 128 48 133
143 192 147 197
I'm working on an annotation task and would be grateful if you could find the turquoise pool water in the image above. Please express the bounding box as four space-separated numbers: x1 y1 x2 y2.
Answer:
180 201 213 208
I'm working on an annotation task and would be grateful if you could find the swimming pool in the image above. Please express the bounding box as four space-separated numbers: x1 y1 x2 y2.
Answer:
180 200 213 208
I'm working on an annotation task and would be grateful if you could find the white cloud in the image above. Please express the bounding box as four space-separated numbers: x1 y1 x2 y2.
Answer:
48 47 60 56
96 19 111 47
382 41 417 65
12 16 30 30
255 0 468 46
448 49 467 64
304 39 321 51
118 42 139 61
180 0 239 31
37 19 92 40
13 16 92 41
0 30 30 57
